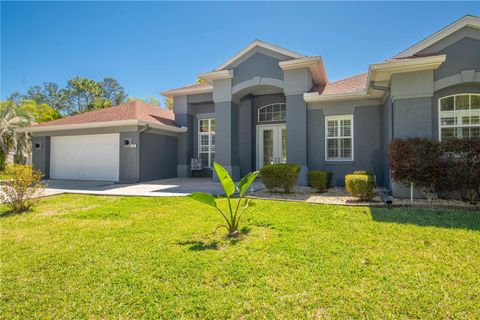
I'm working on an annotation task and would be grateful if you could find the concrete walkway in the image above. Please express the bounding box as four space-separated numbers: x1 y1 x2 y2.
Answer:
42 178 264 197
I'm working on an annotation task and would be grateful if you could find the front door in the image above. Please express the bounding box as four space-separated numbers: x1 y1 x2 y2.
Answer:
257 124 286 169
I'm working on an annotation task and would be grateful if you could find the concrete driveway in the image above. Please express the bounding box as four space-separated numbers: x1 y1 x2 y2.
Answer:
42 178 264 197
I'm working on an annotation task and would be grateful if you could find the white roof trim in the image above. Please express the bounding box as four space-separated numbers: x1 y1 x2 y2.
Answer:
368 54 446 83
279 56 321 70
198 69 234 84
17 119 187 133
161 85 212 98
214 40 305 71
304 91 377 103
279 56 328 86
395 15 480 58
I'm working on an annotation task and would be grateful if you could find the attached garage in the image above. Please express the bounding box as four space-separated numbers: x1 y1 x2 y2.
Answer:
50 134 120 181
21 101 186 183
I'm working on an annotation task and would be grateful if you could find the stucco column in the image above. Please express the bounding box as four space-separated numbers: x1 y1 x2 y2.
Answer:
283 68 312 185
215 101 240 181
285 94 308 185
173 96 193 177
212 76 240 181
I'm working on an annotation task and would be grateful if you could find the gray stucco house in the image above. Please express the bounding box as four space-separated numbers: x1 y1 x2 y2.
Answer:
22 16 480 196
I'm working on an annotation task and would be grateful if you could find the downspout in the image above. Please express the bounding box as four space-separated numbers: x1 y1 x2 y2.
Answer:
369 81 389 92
369 81 394 195
369 81 393 142
138 124 150 134
136 124 149 183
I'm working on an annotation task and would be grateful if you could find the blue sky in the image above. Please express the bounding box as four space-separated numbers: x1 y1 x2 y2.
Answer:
1 1 478 105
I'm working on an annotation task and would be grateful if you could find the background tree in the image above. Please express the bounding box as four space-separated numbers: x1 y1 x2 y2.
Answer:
100 77 127 106
5 76 166 116
164 97 173 110
19 100 61 123
7 92 23 105
23 82 68 113
127 96 160 106
63 77 110 114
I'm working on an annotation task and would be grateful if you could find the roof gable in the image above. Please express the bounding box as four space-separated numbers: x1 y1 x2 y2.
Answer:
395 15 480 58
214 40 305 71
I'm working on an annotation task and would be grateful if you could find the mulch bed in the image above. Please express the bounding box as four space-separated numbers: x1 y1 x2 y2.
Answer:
251 186 480 211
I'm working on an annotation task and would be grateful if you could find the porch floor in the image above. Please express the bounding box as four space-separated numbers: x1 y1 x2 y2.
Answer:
42 178 264 198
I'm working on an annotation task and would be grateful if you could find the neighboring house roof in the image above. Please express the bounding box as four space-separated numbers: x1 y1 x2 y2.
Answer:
19 101 186 133
311 73 368 95
161 82 213 98
395 15 480 58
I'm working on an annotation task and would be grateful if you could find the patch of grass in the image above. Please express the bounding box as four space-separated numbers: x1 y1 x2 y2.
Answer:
1 195 479 319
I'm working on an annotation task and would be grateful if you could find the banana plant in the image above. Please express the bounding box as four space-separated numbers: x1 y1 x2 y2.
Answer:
189 162 259 238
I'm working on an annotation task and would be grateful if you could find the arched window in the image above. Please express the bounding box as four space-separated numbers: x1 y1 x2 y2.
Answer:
258 103 286 122
439 94 480 140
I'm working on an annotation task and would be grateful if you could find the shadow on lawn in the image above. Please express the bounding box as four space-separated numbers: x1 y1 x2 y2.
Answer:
0 209 32 218
178 240 220 251
369 207 480 231
178 228 250 251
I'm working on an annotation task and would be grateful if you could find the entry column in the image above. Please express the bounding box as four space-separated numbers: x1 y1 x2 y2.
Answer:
173 95 193 177
204 70 240 181
281 67 312 185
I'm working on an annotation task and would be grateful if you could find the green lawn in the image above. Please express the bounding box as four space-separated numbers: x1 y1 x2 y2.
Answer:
1 195 479 319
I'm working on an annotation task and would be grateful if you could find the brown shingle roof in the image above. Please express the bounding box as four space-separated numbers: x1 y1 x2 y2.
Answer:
161 82 213 97
30 101 176 128
312 73 368 95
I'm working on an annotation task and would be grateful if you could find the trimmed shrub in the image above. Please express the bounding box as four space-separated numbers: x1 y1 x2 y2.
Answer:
352 170 374 176
260 163 300 193
308 170 332 193
389 138 480 204
440 138 480 204
345 173 375 201
0 164 44 213
389 138 443 201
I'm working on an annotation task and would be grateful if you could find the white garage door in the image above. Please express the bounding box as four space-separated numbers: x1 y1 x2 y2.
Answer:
50 134 120 181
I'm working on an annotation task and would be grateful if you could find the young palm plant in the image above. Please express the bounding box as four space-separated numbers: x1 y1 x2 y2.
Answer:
0 101 32 165
190 162 259 238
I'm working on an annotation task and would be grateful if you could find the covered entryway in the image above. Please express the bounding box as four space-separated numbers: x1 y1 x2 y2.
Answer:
50 134 120 181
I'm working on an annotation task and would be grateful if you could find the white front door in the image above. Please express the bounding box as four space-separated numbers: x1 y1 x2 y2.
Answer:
257 124 286 169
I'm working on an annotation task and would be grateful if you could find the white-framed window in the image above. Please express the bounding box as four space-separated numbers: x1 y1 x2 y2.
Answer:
198 118 215 168
325 115 354 161
258 103 286 122
439 93 480 140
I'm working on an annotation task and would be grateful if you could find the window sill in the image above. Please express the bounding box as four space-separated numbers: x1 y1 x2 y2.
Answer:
325 160 355 165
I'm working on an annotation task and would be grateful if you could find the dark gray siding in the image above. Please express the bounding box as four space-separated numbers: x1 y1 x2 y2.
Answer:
392 97 433 139
433 37 480 80
238 98 254 177
307 105 384 187
175 114 194 174
233 52 284 86
382 95 392 188
286 94 308 185
139 132 178 181
31 136 50 179
119 132 140 183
